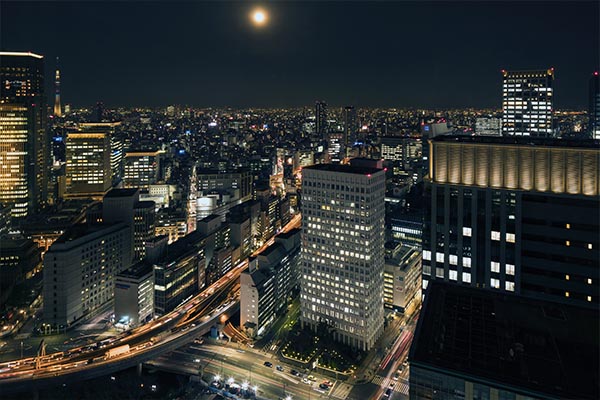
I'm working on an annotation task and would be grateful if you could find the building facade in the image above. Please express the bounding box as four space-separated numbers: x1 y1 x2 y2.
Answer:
300 164 386 351
589 71 600 139
123 149 162 189
383 243 421 313
423 136 600 309
114 262 154 328
501 69 554 137
43 223 132 328
65 131 112 199
0 52 48 218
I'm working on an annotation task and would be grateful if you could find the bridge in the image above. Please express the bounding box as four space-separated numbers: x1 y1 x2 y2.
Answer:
0 214 301 395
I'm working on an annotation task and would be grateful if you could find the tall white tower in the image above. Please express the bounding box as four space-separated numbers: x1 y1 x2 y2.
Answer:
300 164 386 351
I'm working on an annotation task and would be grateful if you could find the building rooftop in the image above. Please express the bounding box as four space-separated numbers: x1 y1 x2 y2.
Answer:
432 134 600 149
410 282 599 399
118 261 153 280
104 188 139 198
303 163 382 175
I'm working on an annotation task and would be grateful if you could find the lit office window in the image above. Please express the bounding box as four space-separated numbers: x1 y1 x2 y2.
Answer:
449 270 457 281
505 281 515 292
506 233 515 243
490 278 500 289
491 231 501 241
449 255 458 265
462 227 472 237
422 250 431 261
462 272 471 283
491 261 500 273
506 264 515 275
463 257 471 268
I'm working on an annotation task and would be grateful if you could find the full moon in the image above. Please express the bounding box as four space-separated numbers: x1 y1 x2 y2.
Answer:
251 9 268 26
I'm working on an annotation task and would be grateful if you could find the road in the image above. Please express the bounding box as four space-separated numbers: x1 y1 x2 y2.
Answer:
147 342 339 400
0 213 302 394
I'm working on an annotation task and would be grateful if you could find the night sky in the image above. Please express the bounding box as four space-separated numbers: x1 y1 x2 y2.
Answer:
2 1 598 109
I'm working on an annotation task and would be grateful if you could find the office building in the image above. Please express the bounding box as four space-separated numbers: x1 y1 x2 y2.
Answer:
43 223 132 328
502 69 554 137
65 129 112 199
315 101 328 137
423 136 600 309
300 164 386 351
240 228 301 338
589 71 600 139
53 57 61 117
114 262 154 328
343 106 357 156
0 238 42 306
123 149 162 189
409 281 599 400
383 243 421 313
475 116 502 136
0 52 48 218
101 188 155 262
152 231 206 316
197 168 253 200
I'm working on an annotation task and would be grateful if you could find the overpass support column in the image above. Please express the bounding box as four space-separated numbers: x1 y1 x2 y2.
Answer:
137 363 143 376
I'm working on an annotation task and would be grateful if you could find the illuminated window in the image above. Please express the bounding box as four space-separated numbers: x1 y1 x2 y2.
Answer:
491 231 501 241
566 223 570 229
588 278 592 285
422 250 431 261
587 296 592 302
463 257 471 268
506 233 515 243
565 291 570 298
436 268 444 278
449 255 458 265
588 243 593 250
506 264 515 275
566 240 570 246
490 278 500 289
565 274 570 280
462 227 472 237
462 272 471 283
436 252 444 263
449 270 457 281
490 261 500 273
505 281 515 292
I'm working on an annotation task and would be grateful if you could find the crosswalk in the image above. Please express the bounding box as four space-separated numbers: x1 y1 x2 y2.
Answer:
371 375 409 395
330 382 353 399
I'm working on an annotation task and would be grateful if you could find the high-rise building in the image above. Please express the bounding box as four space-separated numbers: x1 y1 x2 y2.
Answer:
0 52 48 218
123 149 162 189
300 164 386 351
53 57 61 117
114 261 154 328
315 101 328 137
94 101 104 122
409 281 599 400
343 106 357 155
589 71 600 139
101 188 155 262
65 130 112 199
43 222 132 328
423 136 599 309
383 243 421 313
501 69 554 137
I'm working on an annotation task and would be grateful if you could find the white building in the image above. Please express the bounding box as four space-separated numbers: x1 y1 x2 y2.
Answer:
300 164 386 351
383 243 422 313
43 223 132 328
114 262 154 328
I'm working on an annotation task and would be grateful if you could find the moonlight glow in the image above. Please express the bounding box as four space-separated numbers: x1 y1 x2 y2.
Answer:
251 9 268 26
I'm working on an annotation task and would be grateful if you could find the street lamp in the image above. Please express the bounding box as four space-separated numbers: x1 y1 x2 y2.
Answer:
214 374 221 382
285 396 292 400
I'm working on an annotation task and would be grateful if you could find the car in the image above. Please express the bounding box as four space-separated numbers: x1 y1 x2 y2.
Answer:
384 388 393 397
319 383 330 390
307 375 316 381
263 361 272 367
276 365 284 371
323 380 333 386
290 369 298 376
393 372 400 381
389 381 395 388
302 378 311 384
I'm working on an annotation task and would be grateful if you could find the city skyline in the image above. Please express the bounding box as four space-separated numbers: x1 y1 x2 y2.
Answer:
1 1 598 109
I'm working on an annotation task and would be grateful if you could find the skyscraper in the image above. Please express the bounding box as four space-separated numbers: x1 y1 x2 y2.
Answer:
315 101 328 137
423 136 599 309
343 106 357 156
501 69 554 137
123 149 162 189
589 71 599 139
65 130 112 199
53 57 62 117
0 52 48 218
300 164 386 351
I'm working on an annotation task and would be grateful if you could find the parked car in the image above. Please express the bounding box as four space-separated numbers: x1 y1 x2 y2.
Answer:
319 383 330 390
263 361 272 367
276 365 284 372
384 388 393 397
290 369 299 376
